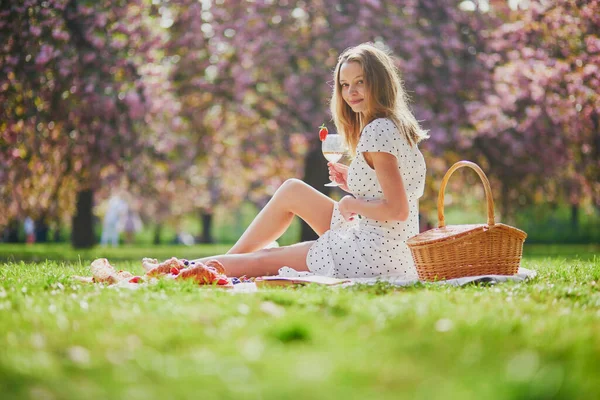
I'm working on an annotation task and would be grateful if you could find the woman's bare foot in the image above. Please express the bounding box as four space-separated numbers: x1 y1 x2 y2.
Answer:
204 259 226 275
144 257 187 277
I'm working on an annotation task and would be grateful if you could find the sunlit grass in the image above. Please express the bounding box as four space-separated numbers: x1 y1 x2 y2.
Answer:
0 245 599 399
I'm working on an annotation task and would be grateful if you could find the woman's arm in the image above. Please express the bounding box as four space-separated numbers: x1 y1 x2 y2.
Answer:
338 152 409 221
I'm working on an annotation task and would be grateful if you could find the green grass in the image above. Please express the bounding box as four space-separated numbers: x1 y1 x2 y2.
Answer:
0 243 233 264
1 244 599 400
1 242 598 263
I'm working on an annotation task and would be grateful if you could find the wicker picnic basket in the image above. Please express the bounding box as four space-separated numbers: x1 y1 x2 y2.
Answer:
406 161 527 281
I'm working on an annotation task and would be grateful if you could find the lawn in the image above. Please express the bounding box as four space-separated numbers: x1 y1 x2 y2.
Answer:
0 244 599 400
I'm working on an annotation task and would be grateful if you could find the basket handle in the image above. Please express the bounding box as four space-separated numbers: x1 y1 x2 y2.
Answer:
437 161 495 228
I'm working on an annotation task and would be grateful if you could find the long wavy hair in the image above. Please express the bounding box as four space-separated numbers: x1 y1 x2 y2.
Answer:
330 43 428 155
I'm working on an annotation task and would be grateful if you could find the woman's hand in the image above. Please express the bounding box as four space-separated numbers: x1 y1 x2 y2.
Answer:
328 162 350 192
338 195 357 222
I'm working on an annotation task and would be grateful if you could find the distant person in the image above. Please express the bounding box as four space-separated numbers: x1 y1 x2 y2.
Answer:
123 208 142 244
172 222 195 246
100 193 127 247
24 217 35 244
175 231 195 246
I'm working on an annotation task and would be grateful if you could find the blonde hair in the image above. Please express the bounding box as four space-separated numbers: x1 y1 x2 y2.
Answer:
330 43 428 155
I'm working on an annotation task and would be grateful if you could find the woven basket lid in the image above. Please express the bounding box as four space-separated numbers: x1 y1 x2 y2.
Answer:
408 161 528 249
407 223 527 248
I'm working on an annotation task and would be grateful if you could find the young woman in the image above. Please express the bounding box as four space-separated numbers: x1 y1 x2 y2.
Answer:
189 43 428 279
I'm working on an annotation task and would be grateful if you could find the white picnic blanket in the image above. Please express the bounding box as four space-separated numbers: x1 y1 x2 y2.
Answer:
228 267 537 292
346 267 536 287
101 266 537 292
277 266 536 286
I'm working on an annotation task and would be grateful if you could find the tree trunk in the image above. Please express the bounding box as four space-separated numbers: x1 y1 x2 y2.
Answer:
153 224 162 245
571 203 579 233
53 221 62 242
300 143 331 241
3 219 20 243
71 189 95 248
35 217 49 243
199 211 214 244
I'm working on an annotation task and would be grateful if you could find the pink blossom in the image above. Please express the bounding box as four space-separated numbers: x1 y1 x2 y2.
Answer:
52 29 70 41
95 13 107 28
83 53 96 63
125 91 144 119
35 45 54 66
30 25 42 37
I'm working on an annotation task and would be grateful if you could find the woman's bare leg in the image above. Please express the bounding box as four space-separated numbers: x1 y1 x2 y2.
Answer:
191 241 315 277
227 179 335 255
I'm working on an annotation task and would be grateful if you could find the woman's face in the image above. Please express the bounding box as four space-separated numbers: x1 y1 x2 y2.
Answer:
339 61 367 114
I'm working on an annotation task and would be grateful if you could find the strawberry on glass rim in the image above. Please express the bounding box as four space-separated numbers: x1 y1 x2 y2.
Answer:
318 123 328 141
321 127 348 187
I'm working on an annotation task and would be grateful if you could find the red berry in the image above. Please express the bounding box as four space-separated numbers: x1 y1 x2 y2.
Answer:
318 124 328 141
129 276 141 283
170 267 180 275
216 278 229 285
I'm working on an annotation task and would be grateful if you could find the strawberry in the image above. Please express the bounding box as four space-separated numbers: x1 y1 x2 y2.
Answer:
170 266 180 275
318 124 328 141
216 277 229 285
129 276 141 284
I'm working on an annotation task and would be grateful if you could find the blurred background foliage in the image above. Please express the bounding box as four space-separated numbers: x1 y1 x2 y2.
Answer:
1 0 599 248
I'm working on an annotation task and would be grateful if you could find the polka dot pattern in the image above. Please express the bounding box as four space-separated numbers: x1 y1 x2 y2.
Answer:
306 118 426 279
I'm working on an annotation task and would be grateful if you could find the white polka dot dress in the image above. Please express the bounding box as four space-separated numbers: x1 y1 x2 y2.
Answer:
306 118 426 279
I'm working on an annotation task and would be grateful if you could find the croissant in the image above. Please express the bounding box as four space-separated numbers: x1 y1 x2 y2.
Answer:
176 264 220 284
116 270 134 280
90 258 119 284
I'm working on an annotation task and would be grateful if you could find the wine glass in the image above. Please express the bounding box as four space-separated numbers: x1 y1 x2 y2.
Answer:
322 134 347 187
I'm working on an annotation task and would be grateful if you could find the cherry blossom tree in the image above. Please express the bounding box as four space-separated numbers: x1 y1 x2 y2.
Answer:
0 0 167 247
468 0 600 223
